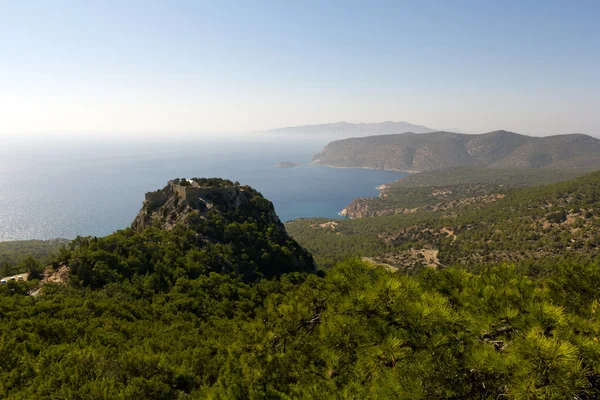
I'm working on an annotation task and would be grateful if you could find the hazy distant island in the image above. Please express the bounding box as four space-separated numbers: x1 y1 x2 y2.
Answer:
313 130 600 172
274 162 300 168
260 121 435 138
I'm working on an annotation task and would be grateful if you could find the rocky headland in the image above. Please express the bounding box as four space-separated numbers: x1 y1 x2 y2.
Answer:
313 130 600 172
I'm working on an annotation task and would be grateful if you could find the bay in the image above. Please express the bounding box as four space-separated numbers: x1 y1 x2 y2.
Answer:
0 135 407 241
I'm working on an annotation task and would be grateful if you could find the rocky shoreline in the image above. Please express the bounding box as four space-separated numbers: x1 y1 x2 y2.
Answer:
308 162 415 219
339 183 397 219
339 198 397 219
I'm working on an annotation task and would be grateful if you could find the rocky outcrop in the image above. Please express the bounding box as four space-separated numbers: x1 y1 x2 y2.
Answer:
340 198 397 219
131 178 317 277
132 179 283 232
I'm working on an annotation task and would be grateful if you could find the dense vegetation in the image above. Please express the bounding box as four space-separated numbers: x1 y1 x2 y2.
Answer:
289 170 600 270
0 239 68 278
2 174 600 398
385 167 587 188
1 257 599 398
171 177 240 188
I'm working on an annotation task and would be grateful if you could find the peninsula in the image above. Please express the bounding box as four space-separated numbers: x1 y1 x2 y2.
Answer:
313 130 600 172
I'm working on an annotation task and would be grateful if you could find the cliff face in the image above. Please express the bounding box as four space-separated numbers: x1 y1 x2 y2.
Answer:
313 131 600 172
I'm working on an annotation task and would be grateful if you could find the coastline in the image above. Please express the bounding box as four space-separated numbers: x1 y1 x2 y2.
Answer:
311 161 420 174
311 162 415 219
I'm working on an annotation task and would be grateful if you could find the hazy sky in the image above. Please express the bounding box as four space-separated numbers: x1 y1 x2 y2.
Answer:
1 0 599 137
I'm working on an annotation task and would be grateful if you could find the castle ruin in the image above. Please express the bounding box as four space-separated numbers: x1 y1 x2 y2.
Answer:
144 180 239 207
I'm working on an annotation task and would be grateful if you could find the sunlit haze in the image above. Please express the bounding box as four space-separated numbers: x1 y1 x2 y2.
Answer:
1 0 599 138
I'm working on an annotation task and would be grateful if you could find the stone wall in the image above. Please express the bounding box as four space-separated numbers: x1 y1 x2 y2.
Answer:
144 189 169 206
144 182 240 207
174 185 238 202
172 184 190 200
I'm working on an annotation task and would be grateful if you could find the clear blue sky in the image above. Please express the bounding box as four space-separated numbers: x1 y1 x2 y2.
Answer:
0 0 598 137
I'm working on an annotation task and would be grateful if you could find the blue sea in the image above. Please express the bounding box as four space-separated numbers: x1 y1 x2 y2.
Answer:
0 135 407 241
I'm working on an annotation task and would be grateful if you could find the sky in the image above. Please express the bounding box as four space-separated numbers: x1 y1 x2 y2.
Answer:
0 0 599 138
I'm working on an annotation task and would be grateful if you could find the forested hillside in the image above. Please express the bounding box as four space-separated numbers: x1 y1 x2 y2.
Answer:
340 167 587 218
1 177 600 398
288 170 600 270
2 258 599 398
313 130 600 172
0 239 68 277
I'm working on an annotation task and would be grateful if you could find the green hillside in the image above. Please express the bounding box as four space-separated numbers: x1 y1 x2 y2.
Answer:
340 167 588 218
2 177 600 398
386 166 587 188
0 239 69 278
288 170 600 270
313 130 600 172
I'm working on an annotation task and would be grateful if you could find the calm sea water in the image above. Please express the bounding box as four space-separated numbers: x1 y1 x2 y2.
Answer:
0 135 406 241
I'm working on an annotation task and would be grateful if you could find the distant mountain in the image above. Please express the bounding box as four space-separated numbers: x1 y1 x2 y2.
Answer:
261 121 435 137
312 130 600 172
